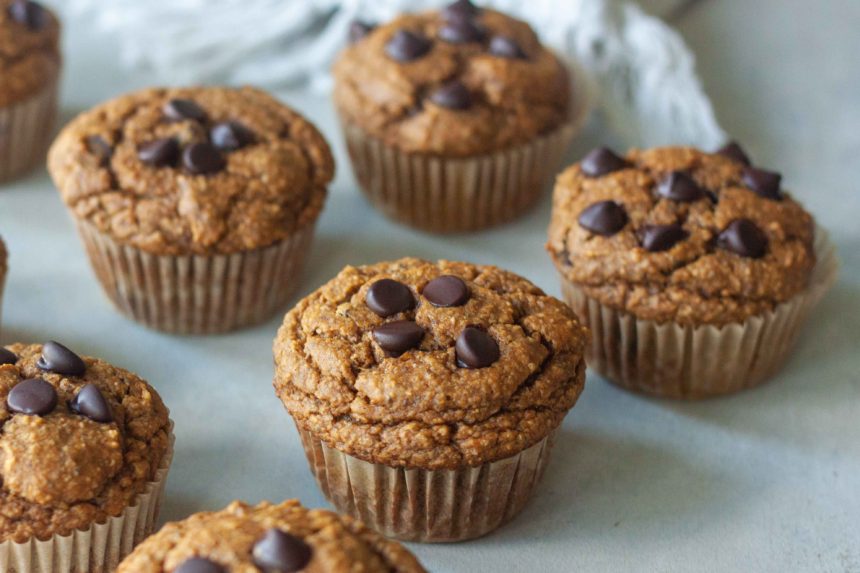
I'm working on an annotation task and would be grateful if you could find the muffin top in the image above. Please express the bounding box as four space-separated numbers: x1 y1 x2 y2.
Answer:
0 342 170 542
48 86 335 256
116 500 426 573
333 0 571 156
273 258 588 470
547 144 816 326
0 0 60 107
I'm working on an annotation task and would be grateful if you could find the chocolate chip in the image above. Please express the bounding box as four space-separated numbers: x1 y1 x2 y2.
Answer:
175 558 226 573
252 529 312 573
7 378 57 416
183 143 226 175
210 121 255 152
443 0 480 21
37 341 86 376
164 99 207 122
69 384 113 423
423 276 469 307
639 224 688 252
456 327 500 369
385 29 432 62
578 201 627 236
489 36 527 59
438 18 485 44
718 218 767 258
138 138 179 168
366 279 415 317
742 166 783 200
716 141 751 166
581 147 629 177
0 348 18 366
373 321 424 357
9 0 46 30
657 171 707 202
86 135 112 167
429 81 472 110
349 20 375 43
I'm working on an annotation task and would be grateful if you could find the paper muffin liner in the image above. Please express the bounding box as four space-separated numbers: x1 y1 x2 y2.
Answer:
0 77 59 183
559 227 838 399
296 424 559 543
74 219 318 335
0 425 174 573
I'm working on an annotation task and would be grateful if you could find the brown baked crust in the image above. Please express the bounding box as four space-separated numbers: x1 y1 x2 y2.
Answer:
273 258 588 470
48 86 335 256
116 500 426 573
547 146 816 326
0 0 60 107
0 343 170 543
333 9 570 156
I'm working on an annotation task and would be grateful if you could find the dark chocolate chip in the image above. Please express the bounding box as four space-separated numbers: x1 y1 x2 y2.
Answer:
489 35 527 59
578 200 627 236
252 529 312 573
9 0 46 30
349 20 375 43
37 341 86 376
657 171 707 202
742 166 783 200
138 138 180 168
373 321 425 357
210 121 255 152
86 135 112 167
429 81 472 110
438 18 485 44
716 141 751 166
718 218 767 258
0 348 18 365
183 142 226 175
443 0 480 21
366 279 415 317
385 29 432 62
423 275 469 307
7 378 57 416
639 224 688 252
456 327 500 369
581 147 629 177
175 558 226 573
69 384 113 423
163 99 207 122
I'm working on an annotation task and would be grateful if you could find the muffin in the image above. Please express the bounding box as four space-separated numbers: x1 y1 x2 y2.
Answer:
333 0 590 233
116 500 426 573
0 341 173 572
0 0 60 182
273 258 589 541
547 144 837 398
48 86 335 334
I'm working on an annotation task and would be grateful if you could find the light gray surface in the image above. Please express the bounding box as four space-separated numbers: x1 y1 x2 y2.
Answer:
0 1 858 571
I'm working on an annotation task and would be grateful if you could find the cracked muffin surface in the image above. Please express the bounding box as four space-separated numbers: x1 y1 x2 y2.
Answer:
0 0 61 107
48 86 334 256
273 258 588 470
547 145 816 326
116 500 426 573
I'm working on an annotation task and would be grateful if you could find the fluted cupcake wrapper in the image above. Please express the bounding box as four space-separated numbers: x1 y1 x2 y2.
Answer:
559 228 838 399
0 77 59 183
296 424 558 543
0 425 174 573
75 219 317 335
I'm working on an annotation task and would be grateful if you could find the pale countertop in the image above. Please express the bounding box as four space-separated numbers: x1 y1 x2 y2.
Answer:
1 1 858 571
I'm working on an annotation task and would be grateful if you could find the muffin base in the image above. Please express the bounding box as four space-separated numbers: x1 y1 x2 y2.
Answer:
0 78 59 183
559 228 838 399
75 219 317 335
296 424 558 543
0 425 174 573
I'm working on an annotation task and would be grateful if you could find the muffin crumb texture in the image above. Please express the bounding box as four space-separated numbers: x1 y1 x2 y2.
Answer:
0 0 60 107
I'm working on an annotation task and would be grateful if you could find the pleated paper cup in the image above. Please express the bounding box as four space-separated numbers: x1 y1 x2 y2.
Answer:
74 219 318 335
296 424 558 543
0 426 174 573
0 77 59 183
559 228 838 399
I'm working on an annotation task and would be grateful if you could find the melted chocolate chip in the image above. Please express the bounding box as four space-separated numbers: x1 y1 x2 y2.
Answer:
423 275 469 307
718 218 767 258
69 384 113 423
210 121 255 152
349 20 375 43
9 0 46 31
37 341 86 376
373 321 425 357
657 171 707 202
252 529 312 573
175 558 226 573
581 147 629 177
578 200 627 236
438 18 485 44
716 141 752 166
386 29 432 62
456 327 500 369
639 224 688 252
366 279 415 317
85 135 112 167
163 99 207 122
443 0 480 21
138 138 180 168
429 81 472 110
0 348 18 365
742 166 783 200
7 378 57 416
183 142 226 175
489 36 527 59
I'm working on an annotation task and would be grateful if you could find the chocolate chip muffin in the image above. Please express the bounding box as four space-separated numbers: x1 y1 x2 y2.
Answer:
48 86 335 334
116 500 426 573
0 341 173 571
333 0 590 233
0 0 61 182
547 143 837 398
273 257 589 541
